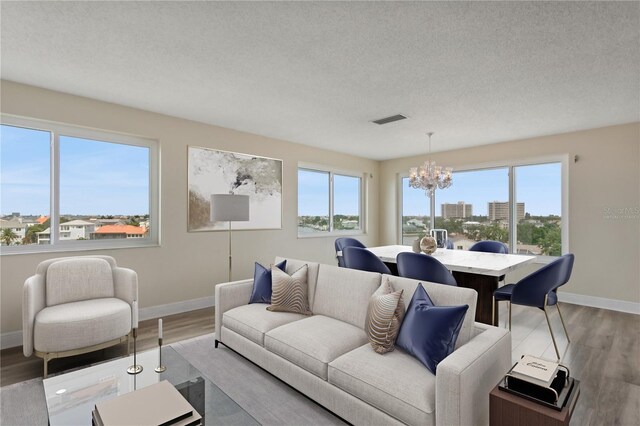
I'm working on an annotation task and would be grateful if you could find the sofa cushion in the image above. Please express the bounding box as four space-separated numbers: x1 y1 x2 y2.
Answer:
328 344 435 426
249 260 287 304
46 258 114 306
267 265 313 315
365 278 405 354
275 257 320 308
312 264 381 329
34 298 130 353
384 274 477 349
223 304 308 346
265 315 367 380
396 283 468 374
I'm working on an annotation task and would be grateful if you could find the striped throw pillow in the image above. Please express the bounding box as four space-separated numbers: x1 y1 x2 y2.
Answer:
267 264 312 315
365 277 405 354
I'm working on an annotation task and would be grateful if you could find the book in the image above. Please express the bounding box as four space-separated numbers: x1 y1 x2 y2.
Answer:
508 355 559 388
94 380 202 426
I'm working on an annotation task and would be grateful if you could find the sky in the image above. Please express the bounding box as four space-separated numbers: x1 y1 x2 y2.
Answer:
1 124 149 216
298 169 360 216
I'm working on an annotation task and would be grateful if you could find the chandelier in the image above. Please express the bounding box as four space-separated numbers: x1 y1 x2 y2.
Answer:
408 132 453 198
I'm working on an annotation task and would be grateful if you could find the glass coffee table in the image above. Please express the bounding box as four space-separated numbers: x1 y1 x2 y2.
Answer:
42 346 258 425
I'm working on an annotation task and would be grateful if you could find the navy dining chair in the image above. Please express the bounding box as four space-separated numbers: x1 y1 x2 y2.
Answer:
492 253 575 359
334 237 366 267
342 246 391 275
396 252 457 286
469 240 508 254
469 240 509 282
445 239 454 249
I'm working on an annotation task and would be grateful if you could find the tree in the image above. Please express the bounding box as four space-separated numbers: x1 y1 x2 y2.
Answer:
538 225 561 256
1 228 18 246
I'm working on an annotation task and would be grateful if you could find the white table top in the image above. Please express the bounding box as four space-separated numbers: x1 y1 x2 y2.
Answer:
367 245 536 277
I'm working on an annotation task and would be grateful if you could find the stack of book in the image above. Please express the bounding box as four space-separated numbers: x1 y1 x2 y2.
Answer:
507 354 559 388
92 380 202 426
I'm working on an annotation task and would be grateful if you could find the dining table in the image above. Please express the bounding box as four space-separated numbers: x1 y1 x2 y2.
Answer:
366 245 536 325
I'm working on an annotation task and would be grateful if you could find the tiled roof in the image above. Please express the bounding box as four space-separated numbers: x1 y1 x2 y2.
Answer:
95 224 146 235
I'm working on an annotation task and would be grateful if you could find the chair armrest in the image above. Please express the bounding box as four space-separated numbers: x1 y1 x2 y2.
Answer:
113 267 138 329
435 323 511 426
214 279 253 341
23 275 46 357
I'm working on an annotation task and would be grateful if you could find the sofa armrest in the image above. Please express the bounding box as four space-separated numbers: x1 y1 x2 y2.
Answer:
23 274 46 357
435 323 511 426
214 279 253 341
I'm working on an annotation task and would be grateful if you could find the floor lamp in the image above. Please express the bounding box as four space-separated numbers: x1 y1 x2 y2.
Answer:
211 193 250 282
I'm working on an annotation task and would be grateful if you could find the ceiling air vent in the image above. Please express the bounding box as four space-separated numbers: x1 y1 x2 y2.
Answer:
371 114 407 125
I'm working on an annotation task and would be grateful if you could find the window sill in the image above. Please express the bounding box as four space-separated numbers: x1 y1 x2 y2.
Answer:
0 239 160 256
297 231 366 239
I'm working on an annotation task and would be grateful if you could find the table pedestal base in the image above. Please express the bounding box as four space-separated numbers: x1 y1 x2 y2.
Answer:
453 271 499 326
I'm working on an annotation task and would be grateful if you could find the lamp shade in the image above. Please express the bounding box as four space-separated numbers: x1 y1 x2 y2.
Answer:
210 194 250 222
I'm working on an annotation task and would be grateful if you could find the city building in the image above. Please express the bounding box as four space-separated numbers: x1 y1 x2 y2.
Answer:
90 224 147 240
36 220 96 244
441 201 473 219
487 201 525 222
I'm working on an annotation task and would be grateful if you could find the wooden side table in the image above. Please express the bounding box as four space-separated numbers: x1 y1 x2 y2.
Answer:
490 381 580 426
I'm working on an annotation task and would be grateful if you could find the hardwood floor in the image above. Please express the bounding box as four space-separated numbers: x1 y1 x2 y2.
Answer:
1 303 638 425
0 307 214 387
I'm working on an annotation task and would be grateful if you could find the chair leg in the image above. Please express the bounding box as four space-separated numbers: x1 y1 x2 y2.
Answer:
556 303 570 343
492 296 496 326
43 353 49 379
508 302 512 331
543 300 561 360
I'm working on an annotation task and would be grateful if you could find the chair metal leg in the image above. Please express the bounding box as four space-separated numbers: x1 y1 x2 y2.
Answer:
556 303 570 343
543 296 561 359
43 353 49 379
508 302 512 331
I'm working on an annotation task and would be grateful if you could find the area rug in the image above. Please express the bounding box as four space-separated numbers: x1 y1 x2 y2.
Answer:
0 333 345 426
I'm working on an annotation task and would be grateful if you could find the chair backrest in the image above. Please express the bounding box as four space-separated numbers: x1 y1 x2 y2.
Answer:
469 240 508 254
335 237 366 267
342 246 391 274
511 254 574 307
396 252 457 286
45 257 115 306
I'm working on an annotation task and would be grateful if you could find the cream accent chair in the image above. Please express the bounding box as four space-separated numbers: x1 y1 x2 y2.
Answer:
23 255 138 377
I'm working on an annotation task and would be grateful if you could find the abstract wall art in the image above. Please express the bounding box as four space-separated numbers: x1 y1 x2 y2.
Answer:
188 146 283 231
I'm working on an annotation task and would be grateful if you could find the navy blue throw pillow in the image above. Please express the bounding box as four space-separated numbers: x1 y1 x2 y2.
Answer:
249 260 287 304
395 283 468 374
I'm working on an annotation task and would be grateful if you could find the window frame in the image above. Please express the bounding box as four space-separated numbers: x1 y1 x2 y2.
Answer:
0 114 160 255
398 155 569 261
297 162 366 238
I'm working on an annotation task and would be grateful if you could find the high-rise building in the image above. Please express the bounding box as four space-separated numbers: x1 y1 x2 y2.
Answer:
441 201 473 219
488 201 525 221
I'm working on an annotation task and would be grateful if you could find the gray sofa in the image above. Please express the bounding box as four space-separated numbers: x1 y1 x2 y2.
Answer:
215 257 511 426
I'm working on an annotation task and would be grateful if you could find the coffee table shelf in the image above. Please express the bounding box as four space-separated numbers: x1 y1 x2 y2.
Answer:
43 346 258 425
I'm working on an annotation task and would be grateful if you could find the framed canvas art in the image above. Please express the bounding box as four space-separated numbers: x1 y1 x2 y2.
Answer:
188 146 283 231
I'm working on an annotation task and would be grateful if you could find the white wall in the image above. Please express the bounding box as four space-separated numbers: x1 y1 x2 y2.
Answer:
0 81 380 335
380 123 640 306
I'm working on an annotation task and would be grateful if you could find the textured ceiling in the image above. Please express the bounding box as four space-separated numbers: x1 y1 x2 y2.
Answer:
1 1 638 160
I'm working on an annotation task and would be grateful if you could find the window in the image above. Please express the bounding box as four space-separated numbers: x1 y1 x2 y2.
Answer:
435 168 510 251
514 163 562 256
399 159 566 257
298 166 363 236
0 115 159 254
400 177 431 245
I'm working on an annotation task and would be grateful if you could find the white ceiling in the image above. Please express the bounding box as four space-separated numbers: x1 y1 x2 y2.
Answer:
1 1 638 160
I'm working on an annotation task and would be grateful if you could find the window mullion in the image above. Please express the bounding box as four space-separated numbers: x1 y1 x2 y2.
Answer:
508 165 516 254
50 132 60 245
329 173 335 232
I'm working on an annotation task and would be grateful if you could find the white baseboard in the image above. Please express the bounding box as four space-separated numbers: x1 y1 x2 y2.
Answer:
559 291 640 315
0 295 216 350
